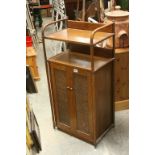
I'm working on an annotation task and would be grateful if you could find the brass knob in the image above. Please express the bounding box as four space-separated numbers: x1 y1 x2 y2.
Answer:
66 86 73 90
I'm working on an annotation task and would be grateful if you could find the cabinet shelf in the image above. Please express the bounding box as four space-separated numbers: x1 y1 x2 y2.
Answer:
45 28 114 45
48 51 114 71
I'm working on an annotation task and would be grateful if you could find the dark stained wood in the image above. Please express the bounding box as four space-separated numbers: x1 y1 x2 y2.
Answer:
47 61 57 128
94 63 113 139
57 125 94 144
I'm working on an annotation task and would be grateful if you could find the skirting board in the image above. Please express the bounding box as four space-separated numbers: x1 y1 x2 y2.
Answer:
115 99 129 111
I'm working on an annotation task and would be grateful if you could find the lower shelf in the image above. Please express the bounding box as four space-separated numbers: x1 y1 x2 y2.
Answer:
56 123 114 146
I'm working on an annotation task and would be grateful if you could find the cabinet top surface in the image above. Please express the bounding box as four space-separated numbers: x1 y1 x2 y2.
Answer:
45 28 114 45
48 52 113 71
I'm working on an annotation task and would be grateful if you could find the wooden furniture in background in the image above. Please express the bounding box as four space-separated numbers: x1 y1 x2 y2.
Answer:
64 0 82 20
26 47 40 80
42 18 115 146
64 0 101 21
115 48 129 111
32 4 53 17
104 10 129 111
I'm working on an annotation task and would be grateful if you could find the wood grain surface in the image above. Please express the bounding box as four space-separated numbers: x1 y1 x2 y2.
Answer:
46 28 113 45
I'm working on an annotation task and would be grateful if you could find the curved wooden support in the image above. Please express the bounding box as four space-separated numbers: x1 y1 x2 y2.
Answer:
41 17 67 129
90 22 115 71
42 17 68 38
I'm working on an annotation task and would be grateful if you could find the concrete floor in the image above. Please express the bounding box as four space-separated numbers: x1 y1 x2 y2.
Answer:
28 17 129 155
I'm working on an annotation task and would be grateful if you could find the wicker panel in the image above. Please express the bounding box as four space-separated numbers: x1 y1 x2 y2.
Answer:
54 69 70 125
73 73 89 134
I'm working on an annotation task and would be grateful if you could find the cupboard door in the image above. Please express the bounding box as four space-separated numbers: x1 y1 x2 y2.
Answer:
72 69 93 138
50 63 71 129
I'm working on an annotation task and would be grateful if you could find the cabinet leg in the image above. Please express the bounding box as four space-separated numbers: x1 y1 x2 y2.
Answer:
94 143 97 149
112 123 115 128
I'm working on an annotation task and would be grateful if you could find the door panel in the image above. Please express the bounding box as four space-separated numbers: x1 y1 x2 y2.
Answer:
72 69 93 137
74 74 89 133
50 63 93 140
51 63 71 128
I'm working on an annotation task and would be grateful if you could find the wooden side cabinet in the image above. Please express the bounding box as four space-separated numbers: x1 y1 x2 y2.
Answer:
42 19 115 145
50 61 93 142
48 52 114 144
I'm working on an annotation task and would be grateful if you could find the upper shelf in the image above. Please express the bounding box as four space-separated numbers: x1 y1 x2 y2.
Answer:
44 28 114 45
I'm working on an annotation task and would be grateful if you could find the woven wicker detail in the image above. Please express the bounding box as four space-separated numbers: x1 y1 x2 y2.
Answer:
73 74 89 134
55 69 70 125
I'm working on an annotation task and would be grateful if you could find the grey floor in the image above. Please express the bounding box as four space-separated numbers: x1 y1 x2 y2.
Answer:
28 17 129 155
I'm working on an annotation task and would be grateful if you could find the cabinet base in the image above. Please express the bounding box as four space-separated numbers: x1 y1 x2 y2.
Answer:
57 126 94 144
55 123 114 146
95 123 114 146
115 99 129 111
